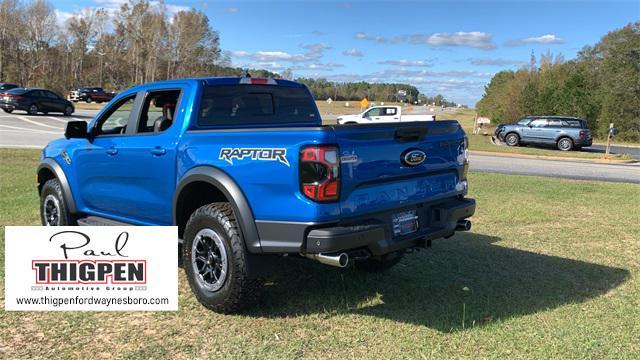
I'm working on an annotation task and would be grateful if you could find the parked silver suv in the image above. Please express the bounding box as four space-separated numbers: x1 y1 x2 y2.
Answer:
495 116 593 151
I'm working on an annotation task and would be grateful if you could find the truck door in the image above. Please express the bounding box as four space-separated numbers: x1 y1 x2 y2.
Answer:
363 107 383 122
72 88 184 224
521 118 547 141
72 94 141 220
109 87 183 224
378 107 399 122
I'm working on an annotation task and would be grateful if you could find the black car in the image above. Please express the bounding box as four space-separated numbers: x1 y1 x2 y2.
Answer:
0 88 75 116
0 83 20 91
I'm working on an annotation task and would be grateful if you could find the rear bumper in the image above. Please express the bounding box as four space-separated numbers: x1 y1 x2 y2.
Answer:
575 137 593 147
256 197 475 256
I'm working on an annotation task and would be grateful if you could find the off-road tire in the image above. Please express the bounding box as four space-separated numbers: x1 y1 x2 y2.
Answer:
354 253 404 273
183 203 261 313
505 133 520 146
40 178 76 225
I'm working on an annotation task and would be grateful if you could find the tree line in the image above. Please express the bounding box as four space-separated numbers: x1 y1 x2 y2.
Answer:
476 22 640 141
296 77 457 106
0 0 278 94
0 0 457 106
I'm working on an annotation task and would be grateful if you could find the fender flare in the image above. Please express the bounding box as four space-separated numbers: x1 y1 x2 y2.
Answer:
37 159 77 214
173 166 261 253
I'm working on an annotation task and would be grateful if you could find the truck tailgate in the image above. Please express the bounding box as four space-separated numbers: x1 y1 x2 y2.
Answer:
332 121 466 217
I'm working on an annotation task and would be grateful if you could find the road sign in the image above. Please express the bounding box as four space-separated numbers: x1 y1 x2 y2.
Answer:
360 98 369 109
326 98 333 104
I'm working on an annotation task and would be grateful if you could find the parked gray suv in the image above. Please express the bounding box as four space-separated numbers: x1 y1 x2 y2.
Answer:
495 116 593 151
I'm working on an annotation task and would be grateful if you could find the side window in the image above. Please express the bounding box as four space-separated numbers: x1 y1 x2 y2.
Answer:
562 120 583 128
94 96 136 136
383 107 397 116
32 90 45 97
365 108 382 117
547 119 563 128
529 119 547 128
137 89 181 133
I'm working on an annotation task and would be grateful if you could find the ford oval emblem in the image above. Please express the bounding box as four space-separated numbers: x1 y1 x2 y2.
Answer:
402 149 426 166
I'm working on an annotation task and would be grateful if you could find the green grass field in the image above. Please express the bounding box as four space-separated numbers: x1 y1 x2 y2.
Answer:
1 149 639 358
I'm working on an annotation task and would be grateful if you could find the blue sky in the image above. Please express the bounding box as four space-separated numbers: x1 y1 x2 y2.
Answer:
53 0 639 105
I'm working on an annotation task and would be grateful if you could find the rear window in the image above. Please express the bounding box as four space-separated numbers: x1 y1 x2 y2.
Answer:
198 85 318 127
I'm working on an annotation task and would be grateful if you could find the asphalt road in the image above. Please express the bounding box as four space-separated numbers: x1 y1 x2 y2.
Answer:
0 109 96 148
1 109 639 184
470 153 640 184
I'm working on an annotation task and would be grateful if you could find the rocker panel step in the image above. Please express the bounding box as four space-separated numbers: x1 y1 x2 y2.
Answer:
76 216 133 226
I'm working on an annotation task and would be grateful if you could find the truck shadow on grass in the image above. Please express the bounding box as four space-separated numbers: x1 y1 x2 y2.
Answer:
249 232 629 332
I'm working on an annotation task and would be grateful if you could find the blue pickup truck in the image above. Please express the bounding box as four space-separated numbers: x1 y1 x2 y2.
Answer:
37 76 475 312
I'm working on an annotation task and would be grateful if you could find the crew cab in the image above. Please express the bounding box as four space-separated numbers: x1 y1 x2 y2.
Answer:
337 105 436 125
37 76 474 313
68 87 116 103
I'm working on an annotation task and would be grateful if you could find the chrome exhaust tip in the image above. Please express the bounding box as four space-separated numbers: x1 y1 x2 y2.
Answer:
456 220 472 231
304 252 349 268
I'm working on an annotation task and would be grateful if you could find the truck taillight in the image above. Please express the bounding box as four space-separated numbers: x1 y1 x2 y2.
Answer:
300 145 340 202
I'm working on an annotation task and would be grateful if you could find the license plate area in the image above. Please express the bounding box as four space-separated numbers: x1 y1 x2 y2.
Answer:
392 210 419 237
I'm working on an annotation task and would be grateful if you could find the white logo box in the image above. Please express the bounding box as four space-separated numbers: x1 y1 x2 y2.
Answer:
5 226 178 311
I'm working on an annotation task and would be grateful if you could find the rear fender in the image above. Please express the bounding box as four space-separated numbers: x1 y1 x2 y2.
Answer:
173 166 261 253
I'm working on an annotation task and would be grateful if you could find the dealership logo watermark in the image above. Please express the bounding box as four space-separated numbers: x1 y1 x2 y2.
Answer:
5 226 178 311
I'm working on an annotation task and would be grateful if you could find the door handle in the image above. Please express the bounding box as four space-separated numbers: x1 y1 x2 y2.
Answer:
151 147 166 156
106 147 118 156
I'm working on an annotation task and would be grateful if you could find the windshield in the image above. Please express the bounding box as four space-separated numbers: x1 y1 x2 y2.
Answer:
517 118 531 125
7 88 27 95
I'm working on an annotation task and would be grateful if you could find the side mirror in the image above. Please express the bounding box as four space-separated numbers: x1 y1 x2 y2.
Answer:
65 121 88 139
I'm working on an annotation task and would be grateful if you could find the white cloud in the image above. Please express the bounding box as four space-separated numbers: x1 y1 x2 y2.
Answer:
505 34 564 47
354 31 496 49
93 0 189 16
294 63 343 71
225 7 239 13
342 48 363 57
231 43 332 64
378 68 491 78
407 32 496 49
236 62 285 71
468 58 528 66
378 59 434 67
354 32 393 43
55 9 74 26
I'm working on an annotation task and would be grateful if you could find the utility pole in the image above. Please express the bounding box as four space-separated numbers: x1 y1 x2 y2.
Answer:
97 52 105 88
605 123 615 158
